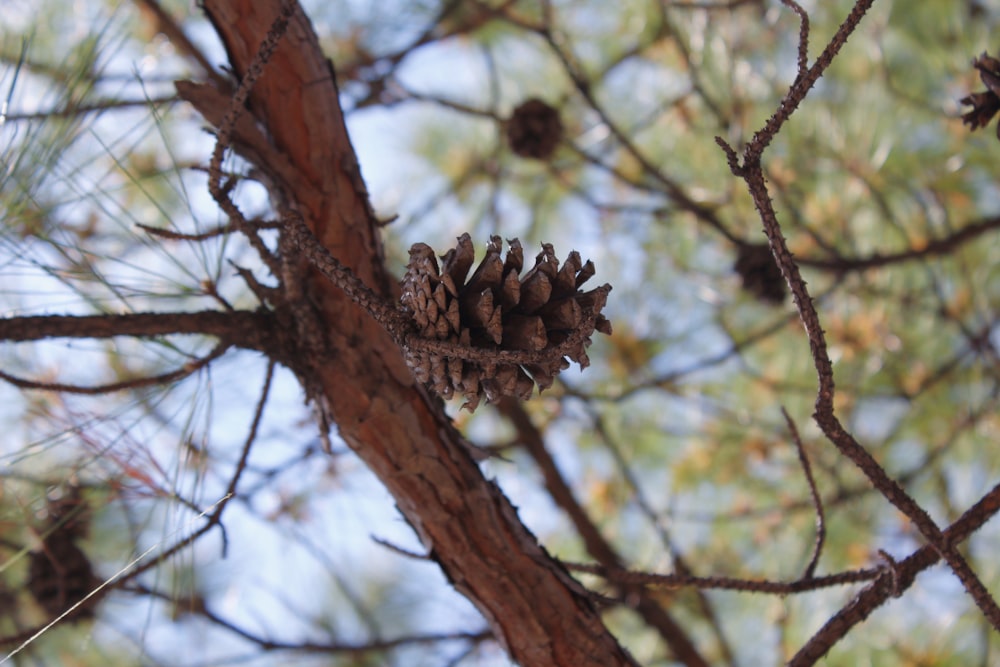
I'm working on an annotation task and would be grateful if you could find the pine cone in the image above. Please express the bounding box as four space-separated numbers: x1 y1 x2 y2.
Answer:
734 242 786 305
507 98 563 160
961 52 1000 138
401 234 612 410
28 534 97 621
27 488 98 622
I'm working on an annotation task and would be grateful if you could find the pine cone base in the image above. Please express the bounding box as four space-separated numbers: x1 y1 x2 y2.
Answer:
402 234 612 411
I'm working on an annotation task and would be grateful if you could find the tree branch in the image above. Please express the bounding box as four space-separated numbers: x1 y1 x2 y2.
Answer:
0 310 274 350
722 0 1000 641
193 2 640 664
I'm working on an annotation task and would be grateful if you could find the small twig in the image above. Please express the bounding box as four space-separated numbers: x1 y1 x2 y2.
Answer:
782 407 825 579
2 95 179 122
229 261 280 305
876 550 902 598
0 310 272 348
137 219 280 242
371 535 432 561
206 360 275 557
0 342 230 395
741 0 876 164
205 2 295 277
565 561 880 595
280 211 410 341
664 0 763 9
200 279 235 311
781 0 810 80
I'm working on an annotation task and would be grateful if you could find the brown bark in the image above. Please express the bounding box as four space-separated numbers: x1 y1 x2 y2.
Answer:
189 2 638 665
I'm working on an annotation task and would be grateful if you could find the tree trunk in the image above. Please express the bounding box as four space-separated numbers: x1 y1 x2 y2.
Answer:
186 2 638 665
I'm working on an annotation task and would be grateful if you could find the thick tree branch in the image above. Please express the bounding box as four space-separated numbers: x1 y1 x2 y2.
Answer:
192 2 638 665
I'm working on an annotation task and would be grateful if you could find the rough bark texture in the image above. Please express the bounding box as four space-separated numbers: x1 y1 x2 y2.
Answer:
192 2 638 665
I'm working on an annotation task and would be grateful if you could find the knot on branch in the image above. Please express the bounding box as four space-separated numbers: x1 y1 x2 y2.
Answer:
401 234 611 411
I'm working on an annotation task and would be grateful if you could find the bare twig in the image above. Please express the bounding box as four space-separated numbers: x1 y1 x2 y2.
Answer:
781 0 810 80
127 583 495 656
371 536 432 561
2 96 178 122
205 1 295 276
137 219 280 242
280 211 410 340
664 0 763 9
0 341 230 395
782 407 825 579
566 560 880 595
719 0 1000 637
790 482 1000 665
796 215 1000 272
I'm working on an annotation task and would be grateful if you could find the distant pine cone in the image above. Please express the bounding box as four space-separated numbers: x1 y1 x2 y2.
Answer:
401 234 612 410
42 485 91 540
507 98 563 160
28 533 97 621
961 52 1000 138
27 487 98 622
734 242 786 304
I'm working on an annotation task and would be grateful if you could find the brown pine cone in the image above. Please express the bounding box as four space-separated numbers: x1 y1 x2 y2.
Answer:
401 234 611 411
734 242 786 305
28 533 97 621
27 487 98 622
506 99 563 160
